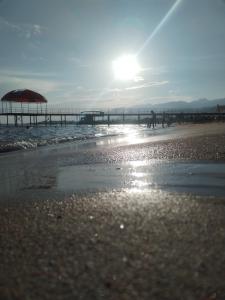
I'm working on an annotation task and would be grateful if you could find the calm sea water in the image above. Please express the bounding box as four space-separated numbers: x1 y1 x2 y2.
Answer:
0 124 155 153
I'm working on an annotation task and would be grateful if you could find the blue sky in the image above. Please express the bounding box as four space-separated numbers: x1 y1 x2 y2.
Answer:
0 0 225 109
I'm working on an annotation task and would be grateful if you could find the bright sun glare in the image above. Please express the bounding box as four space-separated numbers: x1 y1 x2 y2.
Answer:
112 54 140 81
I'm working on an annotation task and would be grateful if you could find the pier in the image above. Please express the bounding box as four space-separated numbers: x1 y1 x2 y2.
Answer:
1 90 225 127
0 109 225 126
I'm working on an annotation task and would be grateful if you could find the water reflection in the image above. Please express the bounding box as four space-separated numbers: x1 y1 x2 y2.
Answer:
127 161 225 196
1 153 225 201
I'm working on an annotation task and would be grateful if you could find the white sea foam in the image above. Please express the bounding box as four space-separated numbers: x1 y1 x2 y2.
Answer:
0 124 151 153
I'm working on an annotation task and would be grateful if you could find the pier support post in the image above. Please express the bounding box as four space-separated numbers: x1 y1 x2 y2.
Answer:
138 114 140 125
15 115 18 127
7 114 9 126
107 114 110 126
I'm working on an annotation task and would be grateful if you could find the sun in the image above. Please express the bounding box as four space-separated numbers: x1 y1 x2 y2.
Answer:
112 54 141 81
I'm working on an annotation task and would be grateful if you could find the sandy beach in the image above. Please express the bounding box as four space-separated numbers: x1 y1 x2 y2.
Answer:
1 122 225 300
1 0 225 298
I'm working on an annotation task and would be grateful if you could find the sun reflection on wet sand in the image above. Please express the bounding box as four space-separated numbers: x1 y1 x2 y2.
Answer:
128 160 150 167
1 154 225 201
131 172 146 178
128 160 154 190
131 180 149 187
124 134 143 145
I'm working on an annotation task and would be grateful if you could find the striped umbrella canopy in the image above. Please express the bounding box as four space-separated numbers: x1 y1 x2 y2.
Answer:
1 89 47 103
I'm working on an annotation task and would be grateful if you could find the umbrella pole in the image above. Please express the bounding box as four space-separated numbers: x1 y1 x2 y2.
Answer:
21 103 23 127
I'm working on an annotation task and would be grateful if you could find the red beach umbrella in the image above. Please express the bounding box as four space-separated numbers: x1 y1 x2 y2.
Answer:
1 89 47 103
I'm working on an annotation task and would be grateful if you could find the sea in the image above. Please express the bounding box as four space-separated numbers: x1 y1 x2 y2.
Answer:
0 124 159 153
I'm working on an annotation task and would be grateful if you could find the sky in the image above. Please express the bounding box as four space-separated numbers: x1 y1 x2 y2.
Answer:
0 0 225 109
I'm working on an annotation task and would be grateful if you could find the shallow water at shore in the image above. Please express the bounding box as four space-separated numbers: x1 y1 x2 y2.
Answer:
1 123 225 201
57 161 225 197
1 158 225 201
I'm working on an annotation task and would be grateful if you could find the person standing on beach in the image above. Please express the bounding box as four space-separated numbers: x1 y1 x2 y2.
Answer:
151 110 156 128
162 112 166 128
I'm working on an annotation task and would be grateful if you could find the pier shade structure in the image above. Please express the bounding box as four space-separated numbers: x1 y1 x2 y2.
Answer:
1 89 48 126
1 89 47 114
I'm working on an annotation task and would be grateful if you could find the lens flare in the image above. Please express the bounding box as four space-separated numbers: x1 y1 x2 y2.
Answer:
137 0 182 55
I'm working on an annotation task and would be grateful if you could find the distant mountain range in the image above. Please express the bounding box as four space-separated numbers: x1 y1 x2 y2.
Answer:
110 98 225 113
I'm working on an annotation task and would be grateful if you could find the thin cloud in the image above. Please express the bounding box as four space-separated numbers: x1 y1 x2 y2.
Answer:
104 80 169 93
0 69 57 79
53 80 170 109
125 81 169 91
0 16 20 31
68 56 92 68
0 70 61 94
133 76 144 82
0 16 44 39
54 92 141 110
178 54 225 62
58 80 169 100
143 95 193 103
142 66 168 75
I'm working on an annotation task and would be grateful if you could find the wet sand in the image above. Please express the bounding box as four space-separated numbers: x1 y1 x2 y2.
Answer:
1 122 225 300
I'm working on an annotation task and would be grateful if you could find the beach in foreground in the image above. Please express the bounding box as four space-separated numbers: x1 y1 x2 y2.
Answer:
1 122 225 300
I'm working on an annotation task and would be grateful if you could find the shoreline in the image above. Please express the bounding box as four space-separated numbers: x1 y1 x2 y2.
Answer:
0 122 225 202
0 122 224 155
